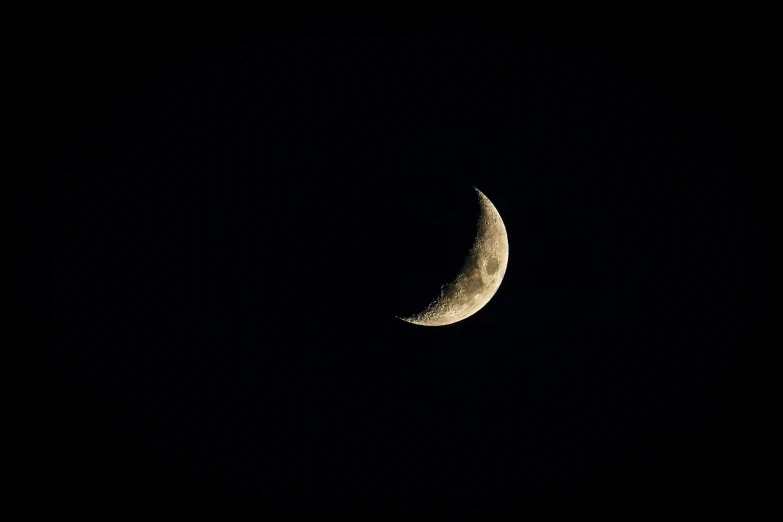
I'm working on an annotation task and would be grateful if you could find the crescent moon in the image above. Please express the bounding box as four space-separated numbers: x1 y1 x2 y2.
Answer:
399 187 509 326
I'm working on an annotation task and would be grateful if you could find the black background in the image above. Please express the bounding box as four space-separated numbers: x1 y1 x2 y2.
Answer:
12 14 764 516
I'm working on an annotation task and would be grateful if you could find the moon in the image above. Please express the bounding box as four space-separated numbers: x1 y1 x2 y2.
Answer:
399 187 509 326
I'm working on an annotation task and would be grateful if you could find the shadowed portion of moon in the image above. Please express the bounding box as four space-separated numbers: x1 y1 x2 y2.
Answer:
399 188 509 326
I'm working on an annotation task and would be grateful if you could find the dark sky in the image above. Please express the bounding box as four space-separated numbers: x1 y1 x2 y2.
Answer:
12 17 761 516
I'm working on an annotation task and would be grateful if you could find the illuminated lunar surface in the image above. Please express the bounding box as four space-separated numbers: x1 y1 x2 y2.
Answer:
399 188 509 326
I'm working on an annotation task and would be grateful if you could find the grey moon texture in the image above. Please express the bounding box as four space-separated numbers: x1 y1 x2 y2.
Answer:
399 188 509 326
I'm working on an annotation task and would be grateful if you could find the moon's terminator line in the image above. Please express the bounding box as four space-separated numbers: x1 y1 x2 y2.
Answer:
399 187 509 326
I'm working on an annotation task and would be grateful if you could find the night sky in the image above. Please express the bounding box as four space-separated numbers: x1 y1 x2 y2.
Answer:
13 18 760 516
